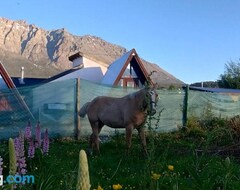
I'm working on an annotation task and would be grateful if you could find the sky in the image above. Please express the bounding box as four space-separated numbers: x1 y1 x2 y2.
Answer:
1 0 240 84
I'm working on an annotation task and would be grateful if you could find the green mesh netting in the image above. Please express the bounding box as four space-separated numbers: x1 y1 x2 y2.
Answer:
188 90 240 118
1 79 240 140
33 79 77 137
0 79 77 139
75 79 184 136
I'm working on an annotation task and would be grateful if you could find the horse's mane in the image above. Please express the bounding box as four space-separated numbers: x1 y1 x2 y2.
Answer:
128 88 147 97
127 88 148 112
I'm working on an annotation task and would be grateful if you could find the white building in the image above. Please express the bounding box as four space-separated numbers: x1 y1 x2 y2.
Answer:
49 48 153 87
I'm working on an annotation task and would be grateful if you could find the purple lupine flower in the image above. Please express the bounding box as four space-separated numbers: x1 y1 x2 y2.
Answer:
14 131 27 175
0 156 3 175
28 138 35 158
42 129 49 155
18 132 27 175
35 122 41 148
24 121 32 141
18 131 25 158
18 158 27 175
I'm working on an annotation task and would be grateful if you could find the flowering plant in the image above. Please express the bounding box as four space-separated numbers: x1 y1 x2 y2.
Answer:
112 184 122 190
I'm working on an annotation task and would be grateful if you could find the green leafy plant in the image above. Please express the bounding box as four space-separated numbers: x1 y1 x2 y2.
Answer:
9 138 17 190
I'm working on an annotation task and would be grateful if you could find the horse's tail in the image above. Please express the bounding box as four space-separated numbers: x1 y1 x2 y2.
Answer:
79 102 91 118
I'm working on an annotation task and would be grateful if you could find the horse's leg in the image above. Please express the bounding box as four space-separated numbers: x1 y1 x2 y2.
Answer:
126 125 133 154
98 123 104 142
137 127 148 157
90 122 100 155
87 131 95 156
98 125 103 133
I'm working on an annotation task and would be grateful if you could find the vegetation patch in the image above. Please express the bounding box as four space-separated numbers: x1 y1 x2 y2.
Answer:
1 115 240 189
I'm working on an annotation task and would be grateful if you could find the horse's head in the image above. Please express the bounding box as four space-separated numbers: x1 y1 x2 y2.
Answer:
145 87 159 116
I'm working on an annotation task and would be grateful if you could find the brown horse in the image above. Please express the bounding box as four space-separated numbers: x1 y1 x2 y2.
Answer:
79 87 158 155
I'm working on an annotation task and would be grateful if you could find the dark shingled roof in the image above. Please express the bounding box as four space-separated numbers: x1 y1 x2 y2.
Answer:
189 86 240 93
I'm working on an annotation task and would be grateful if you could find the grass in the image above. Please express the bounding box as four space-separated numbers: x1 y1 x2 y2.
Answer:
1 117 240 190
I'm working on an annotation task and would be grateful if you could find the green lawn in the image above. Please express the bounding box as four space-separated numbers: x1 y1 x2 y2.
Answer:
1 117 240 190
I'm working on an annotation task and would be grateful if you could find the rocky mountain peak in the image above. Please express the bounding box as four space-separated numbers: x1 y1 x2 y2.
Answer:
0 17 184 87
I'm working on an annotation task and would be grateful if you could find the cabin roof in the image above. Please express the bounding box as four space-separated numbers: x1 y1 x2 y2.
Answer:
11 77 46 87
189 86 240 93
68 52 84 61
101 49 153 86
44 67 82 83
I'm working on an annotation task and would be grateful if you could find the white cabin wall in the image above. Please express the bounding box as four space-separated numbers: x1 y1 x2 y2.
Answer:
82 57 108 75
72 57 83 68
52 56 108 83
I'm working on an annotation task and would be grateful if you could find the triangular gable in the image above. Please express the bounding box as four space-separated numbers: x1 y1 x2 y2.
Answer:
101 49 153 86
0 62 34 119
101 50 132 85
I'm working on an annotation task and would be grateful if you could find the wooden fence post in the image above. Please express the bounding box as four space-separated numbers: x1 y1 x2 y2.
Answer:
182 84 189 126
75 78 81 140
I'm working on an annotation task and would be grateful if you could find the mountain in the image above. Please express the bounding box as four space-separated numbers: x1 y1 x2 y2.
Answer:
0 17 184 87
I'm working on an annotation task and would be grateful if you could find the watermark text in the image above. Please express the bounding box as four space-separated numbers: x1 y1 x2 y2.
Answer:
0 174 34 186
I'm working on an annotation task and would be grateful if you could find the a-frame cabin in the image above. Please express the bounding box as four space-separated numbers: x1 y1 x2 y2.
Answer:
101 49 153 87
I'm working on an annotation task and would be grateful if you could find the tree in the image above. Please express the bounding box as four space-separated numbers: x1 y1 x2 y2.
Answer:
218 60 240 89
